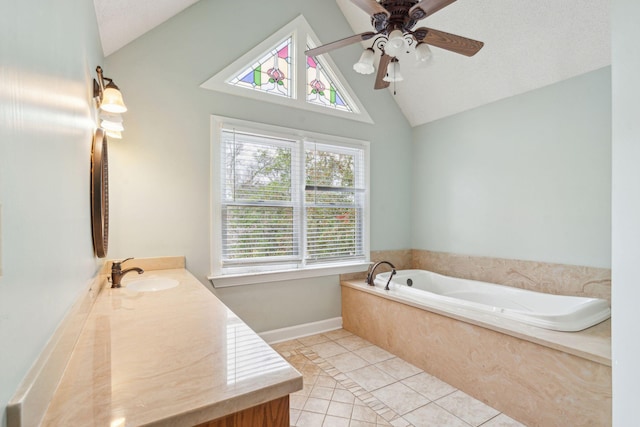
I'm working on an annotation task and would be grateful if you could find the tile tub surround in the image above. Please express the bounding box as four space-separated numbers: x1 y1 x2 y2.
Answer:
341 250 611 302
272 329 526 427
10 261 301 427
341 283 612 427
412 250 612 302
339 249 413 282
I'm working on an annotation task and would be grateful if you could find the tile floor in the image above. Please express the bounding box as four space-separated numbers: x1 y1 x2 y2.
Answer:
272 329 527 427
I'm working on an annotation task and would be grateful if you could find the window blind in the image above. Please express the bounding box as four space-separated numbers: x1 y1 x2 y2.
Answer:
216 123 367 275
221 129 301 266
304 141 365 263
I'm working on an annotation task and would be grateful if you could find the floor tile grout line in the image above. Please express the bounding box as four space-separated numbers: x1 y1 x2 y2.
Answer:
430 399 486 427
326 336 487 426
280 342 417 426
293 336 416 426
297 343 411 426
282 334 516 427
478 412 504 426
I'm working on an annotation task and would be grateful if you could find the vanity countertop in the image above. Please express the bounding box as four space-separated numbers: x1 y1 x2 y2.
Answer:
40 267 302 426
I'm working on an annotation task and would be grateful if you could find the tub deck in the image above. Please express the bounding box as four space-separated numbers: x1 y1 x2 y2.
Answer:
341 280 611 427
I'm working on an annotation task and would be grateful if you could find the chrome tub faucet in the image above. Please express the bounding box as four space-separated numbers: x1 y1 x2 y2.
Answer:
110 257 144 288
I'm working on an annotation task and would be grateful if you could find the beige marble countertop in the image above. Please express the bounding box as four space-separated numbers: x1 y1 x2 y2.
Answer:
342 280 611 366
40 267 302 426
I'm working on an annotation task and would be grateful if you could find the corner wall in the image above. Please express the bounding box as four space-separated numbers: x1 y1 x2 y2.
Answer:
611 0 640 423
0 0 104 424
411 67 611 269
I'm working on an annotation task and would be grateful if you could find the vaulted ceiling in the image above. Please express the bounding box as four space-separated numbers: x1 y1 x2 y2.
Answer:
93 0 610 126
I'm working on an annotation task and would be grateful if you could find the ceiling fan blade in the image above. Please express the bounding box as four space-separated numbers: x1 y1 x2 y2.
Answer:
305 32 377 57
409 0 457 21
374 54 391 90
416 27 484 57
351 0 390 31
351 0 390 18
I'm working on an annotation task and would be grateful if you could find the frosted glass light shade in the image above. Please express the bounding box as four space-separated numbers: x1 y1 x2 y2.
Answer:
100 113 124 132
353 48 375 74
384 30 406 57
383 60 403 83
415 43 433 66
106 130 123 139
101 85 127 113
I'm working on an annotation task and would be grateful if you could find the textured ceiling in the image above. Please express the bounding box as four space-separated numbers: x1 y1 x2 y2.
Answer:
93 0 611 126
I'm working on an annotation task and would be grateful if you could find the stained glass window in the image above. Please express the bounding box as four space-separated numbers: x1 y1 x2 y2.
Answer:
228 37 292 98
203 16 371 122
306 45 353 112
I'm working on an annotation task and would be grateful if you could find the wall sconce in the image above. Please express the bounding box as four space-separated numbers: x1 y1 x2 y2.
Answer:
93 66 127 136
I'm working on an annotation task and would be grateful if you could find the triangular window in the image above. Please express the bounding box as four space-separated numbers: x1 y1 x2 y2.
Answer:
201 15 372 124
306 43 353 113
228 37 293 99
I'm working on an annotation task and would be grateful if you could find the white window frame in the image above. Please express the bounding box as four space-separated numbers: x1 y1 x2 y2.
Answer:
209 116 370 287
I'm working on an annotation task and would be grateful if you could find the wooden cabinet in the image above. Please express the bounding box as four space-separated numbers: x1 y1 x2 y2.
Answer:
196 396 290 427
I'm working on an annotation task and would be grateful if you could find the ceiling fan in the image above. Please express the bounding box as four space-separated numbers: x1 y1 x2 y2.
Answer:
305 0 484 90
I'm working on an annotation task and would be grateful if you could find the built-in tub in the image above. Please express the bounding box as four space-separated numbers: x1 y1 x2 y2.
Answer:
374 269 610 332
342 270 612 426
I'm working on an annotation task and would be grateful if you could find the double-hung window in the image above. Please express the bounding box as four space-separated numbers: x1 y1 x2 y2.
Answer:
210 116 369 286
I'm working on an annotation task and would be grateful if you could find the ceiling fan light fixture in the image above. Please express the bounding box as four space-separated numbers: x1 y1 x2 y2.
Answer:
415 42 433 65
384 29 406 57
383 60 403 83
304 0 484 92
353 48 376 74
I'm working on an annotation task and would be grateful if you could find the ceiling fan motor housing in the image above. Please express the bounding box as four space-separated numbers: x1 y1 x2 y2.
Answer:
375 0 424 33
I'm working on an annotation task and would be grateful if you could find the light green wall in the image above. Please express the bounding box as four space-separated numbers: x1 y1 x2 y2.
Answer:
612 0 640 422
0 0 103 424
104 0 413 332
412 67 612 268
0 0 623 422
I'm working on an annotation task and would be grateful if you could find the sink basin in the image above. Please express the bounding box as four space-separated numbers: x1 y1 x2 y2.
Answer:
125 277 179 292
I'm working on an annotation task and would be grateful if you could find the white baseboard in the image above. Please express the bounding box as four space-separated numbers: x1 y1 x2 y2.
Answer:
259 317 343 344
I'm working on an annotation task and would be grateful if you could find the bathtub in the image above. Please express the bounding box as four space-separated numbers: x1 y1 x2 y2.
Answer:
373 269 610 331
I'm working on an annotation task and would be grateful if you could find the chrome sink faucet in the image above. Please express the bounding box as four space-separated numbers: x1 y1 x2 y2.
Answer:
365 261 397 290
110 257 144 288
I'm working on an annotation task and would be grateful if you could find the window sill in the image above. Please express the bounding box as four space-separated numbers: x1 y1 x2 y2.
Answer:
208 262 370 288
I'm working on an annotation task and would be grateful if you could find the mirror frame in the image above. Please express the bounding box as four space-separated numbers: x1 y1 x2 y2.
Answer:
91 128 109 258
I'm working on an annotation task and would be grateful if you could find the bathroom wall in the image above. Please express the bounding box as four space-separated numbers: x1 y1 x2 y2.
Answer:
411 67 611 269
103 0 413 332
0 0 104 424
611 0 640 423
